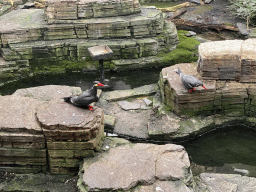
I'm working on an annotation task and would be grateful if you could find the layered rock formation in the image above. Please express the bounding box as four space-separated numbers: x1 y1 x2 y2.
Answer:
159 39 256 116
0 85 105 175
0 1 179 78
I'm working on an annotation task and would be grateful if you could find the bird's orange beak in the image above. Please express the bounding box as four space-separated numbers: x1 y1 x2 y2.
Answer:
202 85 207 89
97 83 105 87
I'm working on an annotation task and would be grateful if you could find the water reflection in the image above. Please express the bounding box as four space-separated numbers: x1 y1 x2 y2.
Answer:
182 126 256 177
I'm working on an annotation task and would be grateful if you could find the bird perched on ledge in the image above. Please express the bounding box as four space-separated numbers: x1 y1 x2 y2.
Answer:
176 67 206 93
63 81 104 110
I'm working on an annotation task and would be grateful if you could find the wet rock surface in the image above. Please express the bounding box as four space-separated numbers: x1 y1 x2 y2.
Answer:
78 143 192 191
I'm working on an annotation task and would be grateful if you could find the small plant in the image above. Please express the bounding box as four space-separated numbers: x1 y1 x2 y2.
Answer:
227 0 256 29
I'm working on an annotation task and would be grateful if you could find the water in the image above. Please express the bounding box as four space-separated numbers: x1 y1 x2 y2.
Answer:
182 126 256 177
0 69 161 95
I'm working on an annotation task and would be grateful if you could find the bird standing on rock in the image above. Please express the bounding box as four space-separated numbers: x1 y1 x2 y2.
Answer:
63 81 104 110
176 67 206 93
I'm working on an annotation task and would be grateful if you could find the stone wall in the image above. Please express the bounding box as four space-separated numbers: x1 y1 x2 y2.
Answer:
0 85 105 175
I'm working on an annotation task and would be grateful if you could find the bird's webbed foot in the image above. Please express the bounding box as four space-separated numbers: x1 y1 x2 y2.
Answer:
87 105 94 111
189 88 195 93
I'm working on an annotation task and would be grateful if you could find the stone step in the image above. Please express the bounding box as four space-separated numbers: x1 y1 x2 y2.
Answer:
0 7 165 46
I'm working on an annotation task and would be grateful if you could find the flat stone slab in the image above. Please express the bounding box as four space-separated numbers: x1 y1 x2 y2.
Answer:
13 85 82 101
101 84 158 101
79 143 192 191
197 173 256 191
117 100 141 110
36 99 103 130
0 95 43 134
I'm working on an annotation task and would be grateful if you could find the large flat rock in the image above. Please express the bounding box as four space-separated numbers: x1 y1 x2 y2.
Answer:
13 85 82 101
0 95 43 134
79 143 192 191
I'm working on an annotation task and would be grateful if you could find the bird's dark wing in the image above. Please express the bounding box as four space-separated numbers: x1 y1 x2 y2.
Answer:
182 75 202 88
72 95 95 107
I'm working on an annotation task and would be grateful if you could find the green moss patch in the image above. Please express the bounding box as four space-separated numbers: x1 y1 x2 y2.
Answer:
159 30 201 65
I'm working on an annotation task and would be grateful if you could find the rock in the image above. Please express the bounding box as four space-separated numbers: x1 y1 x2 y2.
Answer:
237 22 249 35
189 0 201 5
198 40 243 80
104 115 116 130
102 84 159 101
203 0 214 4
148 114 180 139
0 173 78 192
143 98 153 106
78 143 192 191
117 100 141 110
13 85 82 101
240 39 256 82
197 173 256 191
185 31 197 37
36 99 105 174
22 2 35 9
0 95 47 173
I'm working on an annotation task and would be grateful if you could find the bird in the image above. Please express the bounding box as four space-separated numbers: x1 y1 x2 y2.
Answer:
176 67 206 93
62 81 104 110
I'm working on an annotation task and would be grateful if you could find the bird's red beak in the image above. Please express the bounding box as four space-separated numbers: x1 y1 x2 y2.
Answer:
97 83 105 87
202 85 207 89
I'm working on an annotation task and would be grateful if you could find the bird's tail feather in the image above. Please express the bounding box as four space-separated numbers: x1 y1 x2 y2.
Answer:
176 67 182 75
62 97 71 103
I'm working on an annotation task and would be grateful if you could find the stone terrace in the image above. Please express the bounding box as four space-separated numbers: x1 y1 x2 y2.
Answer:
160 39 256 116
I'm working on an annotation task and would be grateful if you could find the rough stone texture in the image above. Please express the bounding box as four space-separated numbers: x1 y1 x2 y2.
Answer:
102 83 158 101
45 0 141 22
117 100 141 110
0 173 78 192
13 85 82 101
0 95 47 173
240 39 256 82
78 143 192 191
160 61 256 116
36 98 104 174
196 173 256 192
160 63 216 116
198 40 243 80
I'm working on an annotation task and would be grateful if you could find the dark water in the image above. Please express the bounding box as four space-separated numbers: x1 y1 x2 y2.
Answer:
0 69 161 95
182 126 256 177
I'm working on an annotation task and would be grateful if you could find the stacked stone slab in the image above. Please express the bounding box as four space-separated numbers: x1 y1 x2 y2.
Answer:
0 96 47 174
36 100 104 175
240 39 256 82
45 0 141 23
197 40 243 81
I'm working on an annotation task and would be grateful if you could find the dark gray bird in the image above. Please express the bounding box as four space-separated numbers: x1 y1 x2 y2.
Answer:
176 67 206 93
63 81 104 110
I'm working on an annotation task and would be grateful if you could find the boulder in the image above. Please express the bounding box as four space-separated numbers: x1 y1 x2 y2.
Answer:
78 143 192 191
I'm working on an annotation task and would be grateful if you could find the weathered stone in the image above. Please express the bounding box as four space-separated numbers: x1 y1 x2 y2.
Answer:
79 143 191 191
13 85 82 101
102 84 158 101
104 115 116 130
197 173 256 192
117 100 141 110
198 40 243 80
237 22 249 36
0 96 43 134
240 39 256 82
